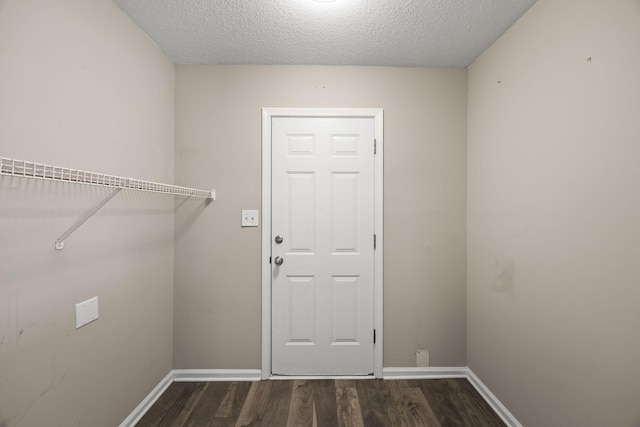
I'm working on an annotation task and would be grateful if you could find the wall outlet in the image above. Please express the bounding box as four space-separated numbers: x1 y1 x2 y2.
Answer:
75 297 99 329
416 349 430 367
241 209 259 227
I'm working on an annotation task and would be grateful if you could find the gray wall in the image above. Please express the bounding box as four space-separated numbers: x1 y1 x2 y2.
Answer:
467 0 640 425
174 65 468 369
0 0 175 425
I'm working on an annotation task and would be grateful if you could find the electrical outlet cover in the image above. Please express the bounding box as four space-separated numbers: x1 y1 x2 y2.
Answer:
75 297 99 329
416 349 430 367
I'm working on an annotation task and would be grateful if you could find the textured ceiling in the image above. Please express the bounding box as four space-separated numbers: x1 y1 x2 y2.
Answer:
112 0 537 68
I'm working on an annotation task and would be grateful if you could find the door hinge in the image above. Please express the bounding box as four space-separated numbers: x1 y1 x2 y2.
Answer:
373 329 376 344
269 256 272 264
374 138 377 154
374 234 377 250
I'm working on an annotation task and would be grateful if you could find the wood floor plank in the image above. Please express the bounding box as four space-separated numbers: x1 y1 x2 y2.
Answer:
208 417 237 427
313 380 340 427
286 380 316 427
259 380 294 426
384 380 415 426
171 382 210 426
355 380 392 427
234 381 273 427
215 382 251 419
449 379 506 427
417 378 465 427
335 379 358 388
136 382 190 427
184 382 234 427
336 385 365 427
152 382 207 427
400 386 442 427
395 379 419 388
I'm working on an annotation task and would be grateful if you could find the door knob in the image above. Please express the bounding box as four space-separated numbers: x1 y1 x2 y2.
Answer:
275 235 283 244
274 256 284 266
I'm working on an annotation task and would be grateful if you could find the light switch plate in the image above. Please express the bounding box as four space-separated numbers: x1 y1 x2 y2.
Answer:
75 297 99 329
242 209 259 227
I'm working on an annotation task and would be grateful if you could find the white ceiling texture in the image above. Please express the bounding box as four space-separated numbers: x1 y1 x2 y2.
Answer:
112 0 537 68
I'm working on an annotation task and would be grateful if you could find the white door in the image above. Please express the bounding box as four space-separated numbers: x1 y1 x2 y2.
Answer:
271 116 375 375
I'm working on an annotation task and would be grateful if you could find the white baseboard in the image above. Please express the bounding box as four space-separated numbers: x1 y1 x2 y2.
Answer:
465 369 523 427
121 367 521 427
172 369 262 382
119 371 174 427
383 366 468 379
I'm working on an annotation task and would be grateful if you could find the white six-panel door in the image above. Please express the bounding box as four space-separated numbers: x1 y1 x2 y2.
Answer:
271 116 375 375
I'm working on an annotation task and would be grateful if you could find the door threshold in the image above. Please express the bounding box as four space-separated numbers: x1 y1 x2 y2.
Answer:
269 374 375 380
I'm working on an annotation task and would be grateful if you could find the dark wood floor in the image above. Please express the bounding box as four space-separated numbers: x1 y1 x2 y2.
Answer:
136 378 506 427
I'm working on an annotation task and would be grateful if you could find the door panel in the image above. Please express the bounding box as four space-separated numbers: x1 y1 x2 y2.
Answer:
331 276 360 344
271 117 374 375
332 172 359 253
287 276 315 344
287 172 315 252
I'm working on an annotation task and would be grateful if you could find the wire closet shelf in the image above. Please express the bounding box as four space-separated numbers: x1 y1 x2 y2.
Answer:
1 156 215 250
0 156 215 199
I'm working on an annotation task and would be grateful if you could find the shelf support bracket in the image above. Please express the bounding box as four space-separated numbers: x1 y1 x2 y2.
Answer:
54 188 122 250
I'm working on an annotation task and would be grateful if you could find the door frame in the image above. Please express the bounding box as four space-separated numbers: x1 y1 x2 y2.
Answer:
261 108 384 379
